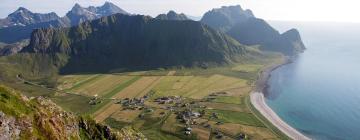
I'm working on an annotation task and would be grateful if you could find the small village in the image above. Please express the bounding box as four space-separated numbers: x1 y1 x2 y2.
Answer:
86 89 249 140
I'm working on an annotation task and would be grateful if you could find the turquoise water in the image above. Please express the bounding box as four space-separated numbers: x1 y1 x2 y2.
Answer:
266 22 360 140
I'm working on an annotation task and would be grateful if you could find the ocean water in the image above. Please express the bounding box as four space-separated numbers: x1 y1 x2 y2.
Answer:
266 21 360 140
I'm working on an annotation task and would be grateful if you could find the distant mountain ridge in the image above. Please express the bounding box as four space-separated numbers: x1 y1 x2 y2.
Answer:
0 7 60 28
64 2 129 26
0 2 129 44
22 13 260 73
156 11 190 21
201 5 305 55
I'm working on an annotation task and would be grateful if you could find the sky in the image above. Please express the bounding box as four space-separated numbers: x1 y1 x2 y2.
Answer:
1 0 360 23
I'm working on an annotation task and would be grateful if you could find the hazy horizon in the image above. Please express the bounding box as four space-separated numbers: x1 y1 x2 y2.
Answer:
1 0 360 23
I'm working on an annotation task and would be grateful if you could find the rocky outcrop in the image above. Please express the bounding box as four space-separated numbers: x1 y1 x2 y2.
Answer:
0 85 145 139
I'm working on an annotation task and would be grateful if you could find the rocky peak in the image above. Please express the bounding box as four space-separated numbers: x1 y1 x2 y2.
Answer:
8 7 34 23
97 1 129 16
66 2 128 25
167 10 177 15
102 1 117 9
73 3 82 10
221 5 243 12
69 3 87 14
12 7 32 14
156 10 189 20
5 7 60 27
201 5 255 31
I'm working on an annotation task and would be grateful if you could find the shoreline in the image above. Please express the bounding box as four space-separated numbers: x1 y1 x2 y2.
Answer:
250 57 310 140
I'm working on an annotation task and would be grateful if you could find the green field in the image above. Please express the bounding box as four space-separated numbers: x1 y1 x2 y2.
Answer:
212 96 243 104
51 62 284 140
3 55 286 140
206 109 264 127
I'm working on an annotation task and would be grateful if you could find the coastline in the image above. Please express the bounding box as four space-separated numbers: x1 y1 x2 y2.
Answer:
250 57 310 140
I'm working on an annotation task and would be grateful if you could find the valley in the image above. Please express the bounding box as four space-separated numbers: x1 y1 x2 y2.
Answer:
4 54 289 140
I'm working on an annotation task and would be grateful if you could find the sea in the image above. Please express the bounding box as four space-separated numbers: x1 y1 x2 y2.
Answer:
266 21 360 140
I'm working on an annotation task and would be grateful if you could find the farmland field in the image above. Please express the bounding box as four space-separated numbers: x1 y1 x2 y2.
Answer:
50 60 286 140
152 74 248 99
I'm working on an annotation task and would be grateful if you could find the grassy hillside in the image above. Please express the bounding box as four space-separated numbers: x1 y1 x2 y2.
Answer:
0 53 67 86
0 85 146 139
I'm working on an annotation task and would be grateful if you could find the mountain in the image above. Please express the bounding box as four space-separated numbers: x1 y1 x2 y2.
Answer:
0 85 145 139
201 5 254 32
22 13 257 74
156 11 190 20
0 2 128 44
65 2 129 26
201 5 305 55
93 1 129 16
0 7 60 29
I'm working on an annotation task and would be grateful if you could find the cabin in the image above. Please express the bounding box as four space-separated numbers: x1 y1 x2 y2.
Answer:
212 112 219 119
192 112 201 118
185 127 192 131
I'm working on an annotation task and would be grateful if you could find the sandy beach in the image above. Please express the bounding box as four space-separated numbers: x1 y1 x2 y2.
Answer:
250 58 311 140
251 92 310 140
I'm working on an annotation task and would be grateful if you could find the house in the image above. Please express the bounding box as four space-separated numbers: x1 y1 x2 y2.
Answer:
192 112 201 118
212 112 219 119
185 127 192 131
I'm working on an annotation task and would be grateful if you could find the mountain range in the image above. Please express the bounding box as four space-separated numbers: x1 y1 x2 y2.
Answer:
201 5 305 55
22 13 259 74
0 2 128 44
0 3 305 75
64 2 129 26
0 7 60 28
